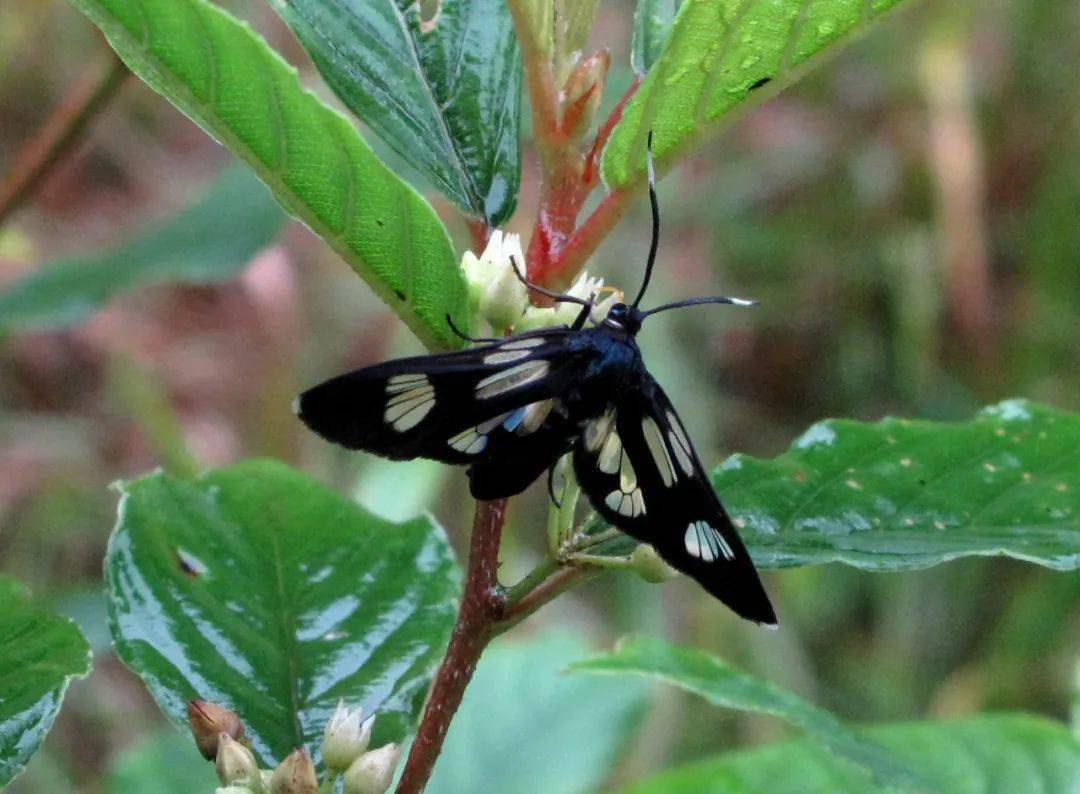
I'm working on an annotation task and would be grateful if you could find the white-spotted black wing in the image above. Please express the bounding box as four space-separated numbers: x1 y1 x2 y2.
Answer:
296 330 585 500
573 376 776 625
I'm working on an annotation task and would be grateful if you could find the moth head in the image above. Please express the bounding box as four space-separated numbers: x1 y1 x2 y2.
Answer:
602 303 644 335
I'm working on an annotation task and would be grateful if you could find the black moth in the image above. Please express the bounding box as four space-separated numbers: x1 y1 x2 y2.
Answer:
296 141 776 626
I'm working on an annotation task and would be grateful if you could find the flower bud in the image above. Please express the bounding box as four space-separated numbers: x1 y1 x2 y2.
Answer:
215 733 261 789
322 701 374 771
629 544 679 583
517 270 619 331
561 49 610 137
342 743 402 794
460 231 528 330
269 748 317 794
189 700 244 761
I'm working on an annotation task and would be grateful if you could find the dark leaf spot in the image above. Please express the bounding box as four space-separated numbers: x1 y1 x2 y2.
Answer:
394 289 406 301
749 76 772 91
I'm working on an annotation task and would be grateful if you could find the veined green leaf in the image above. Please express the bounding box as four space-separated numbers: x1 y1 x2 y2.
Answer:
716 400 1080 571
631 0 675 74
105 460 460 767
570 634 924 790
270 0 521 225
604 0 909 187
0 577 92 788
584 401 1080 572
66 0 469 350
618 714 1080 794
0 167 283 334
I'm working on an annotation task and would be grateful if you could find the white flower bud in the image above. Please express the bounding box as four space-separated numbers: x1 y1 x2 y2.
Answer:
517 270 620 331
461 231 528 330
342 743 402 794
321 700 374 771
215 733 262 790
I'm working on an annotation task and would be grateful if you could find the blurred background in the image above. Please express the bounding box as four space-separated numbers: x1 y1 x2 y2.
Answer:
1 0 1078 791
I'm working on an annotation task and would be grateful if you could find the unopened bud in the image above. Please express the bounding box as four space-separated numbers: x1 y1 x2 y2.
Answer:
342 743 402 794
189 700 244 760
562 49 609 136
322 701 374 771
629 544 679 583
215 733 261 789
269 748 317 794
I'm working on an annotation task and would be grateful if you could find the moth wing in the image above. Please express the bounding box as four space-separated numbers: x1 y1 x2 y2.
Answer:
296 330 584 496
573 376 776 625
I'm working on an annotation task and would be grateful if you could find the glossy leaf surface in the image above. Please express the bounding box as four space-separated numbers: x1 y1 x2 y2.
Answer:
271 0 521 225
67 0 469 350
0 577 92 788
570 634 922 790
716 400 1080 571
0 167 283 334
105 460 460 767
431 631 646 794
604 0 907 187
584 401 1080 572
631 0 675 74
619 714 1080 793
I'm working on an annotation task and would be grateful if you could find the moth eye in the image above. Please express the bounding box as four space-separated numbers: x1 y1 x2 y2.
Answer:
475 360 550 399
384 375 435 431
666 410 695 477
684 520 735 562
641 416 676 487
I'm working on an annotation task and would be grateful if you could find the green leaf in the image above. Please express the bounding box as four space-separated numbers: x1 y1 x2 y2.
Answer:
715 400 1080 571
67 0 469 350
631 0 675 74
0 167 283 334
104 730 218 794
105 460 460 767
270 0 521 225
603 0 909 187
569 634 923 790
431 631 646 794
0 576 92 788
618 714 1080 794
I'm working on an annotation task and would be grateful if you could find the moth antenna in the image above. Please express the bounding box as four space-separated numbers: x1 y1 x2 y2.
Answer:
445 313 498 344
641 295 759 318
509 256 590 307
631 130 660 308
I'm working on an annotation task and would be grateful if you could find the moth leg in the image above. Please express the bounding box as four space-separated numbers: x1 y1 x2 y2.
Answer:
546 464 563 509
445 313 499 344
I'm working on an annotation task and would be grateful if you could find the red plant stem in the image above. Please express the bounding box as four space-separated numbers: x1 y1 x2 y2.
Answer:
0 49 128 227
396 499 508 794
527 77 643 289
495 567 594 635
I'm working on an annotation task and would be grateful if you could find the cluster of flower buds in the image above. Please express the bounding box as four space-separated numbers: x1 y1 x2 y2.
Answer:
322 700 402 794
461 231 620 334
187 699 401 794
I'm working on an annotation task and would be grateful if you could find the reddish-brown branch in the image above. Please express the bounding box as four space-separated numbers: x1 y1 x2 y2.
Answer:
0 50 128 227
396 499 508 793
495 567 593 635
583 76 642 188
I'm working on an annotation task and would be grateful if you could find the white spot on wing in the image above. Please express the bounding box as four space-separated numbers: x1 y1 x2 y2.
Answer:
518 399 554 435
642 415 676 487
384 378 435 431
666 411 695 477
584 408 615 452
599 431 622 474
475 360 549 399
484 349 533 365
684 521 735 562
500 337 546 350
